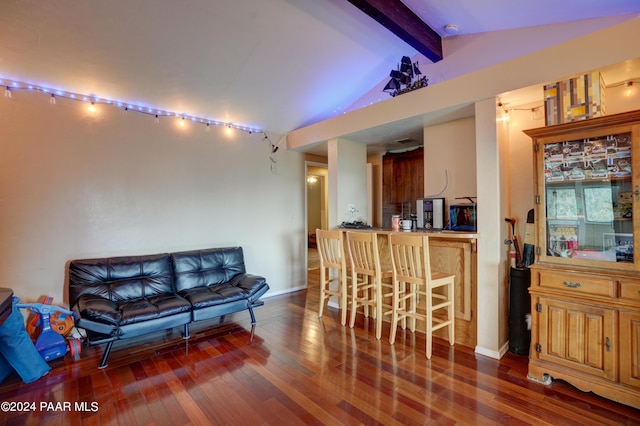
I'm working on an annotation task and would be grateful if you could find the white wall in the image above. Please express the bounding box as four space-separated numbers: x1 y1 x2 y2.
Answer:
423 117 476 208
0 91 307 305
474 99 510 357
327 138 367 227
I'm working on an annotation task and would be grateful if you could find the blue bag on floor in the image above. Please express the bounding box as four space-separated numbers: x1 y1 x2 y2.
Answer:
0 298 51 384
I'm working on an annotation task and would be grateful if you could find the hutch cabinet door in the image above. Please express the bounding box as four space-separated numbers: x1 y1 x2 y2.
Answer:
536 297 616 381
533 127 640 271
620 309 640 389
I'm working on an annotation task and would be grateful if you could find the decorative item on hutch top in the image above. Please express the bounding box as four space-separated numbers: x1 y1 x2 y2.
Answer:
523 109 640 410
543 71 606 126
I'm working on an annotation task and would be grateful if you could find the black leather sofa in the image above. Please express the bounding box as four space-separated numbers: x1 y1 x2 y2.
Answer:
68 247 269 368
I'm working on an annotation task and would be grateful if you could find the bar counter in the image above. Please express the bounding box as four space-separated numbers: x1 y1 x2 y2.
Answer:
335 227 479 348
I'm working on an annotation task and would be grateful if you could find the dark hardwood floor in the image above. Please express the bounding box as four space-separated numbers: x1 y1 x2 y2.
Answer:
1 270 639 425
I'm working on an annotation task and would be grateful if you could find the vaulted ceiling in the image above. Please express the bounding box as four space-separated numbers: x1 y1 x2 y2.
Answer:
1 0 639 139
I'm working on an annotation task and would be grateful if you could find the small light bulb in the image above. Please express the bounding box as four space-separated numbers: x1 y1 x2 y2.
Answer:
625 81 633 97
206 123 210 132
50 94 56 105
155 114 159 124
4 86 11 98
88 102 96 113
179 117 185 127
225 125 233 135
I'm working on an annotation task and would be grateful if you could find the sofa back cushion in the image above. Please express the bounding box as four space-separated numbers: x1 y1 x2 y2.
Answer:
68 253 174 305
172 247 246 292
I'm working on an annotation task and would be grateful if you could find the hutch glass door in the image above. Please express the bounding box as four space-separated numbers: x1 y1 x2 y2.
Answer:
543 132 634 263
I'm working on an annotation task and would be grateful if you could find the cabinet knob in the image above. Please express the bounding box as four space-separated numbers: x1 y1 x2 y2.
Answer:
605 337 611 352
563 281 581 288
635 185 640 201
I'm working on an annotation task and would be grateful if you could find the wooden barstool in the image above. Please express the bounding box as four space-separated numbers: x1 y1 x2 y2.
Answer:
388 233 455 359
316 229 350 326
345 231 394 339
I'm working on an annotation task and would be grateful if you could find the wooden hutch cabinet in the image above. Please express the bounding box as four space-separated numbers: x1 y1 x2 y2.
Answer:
524 110 640 409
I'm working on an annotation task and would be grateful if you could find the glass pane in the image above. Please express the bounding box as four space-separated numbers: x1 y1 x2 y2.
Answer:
543 133 633 263
584 186 614 222
547 187 578 219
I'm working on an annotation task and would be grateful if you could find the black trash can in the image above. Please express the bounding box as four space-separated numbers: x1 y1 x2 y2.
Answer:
508 267 531 355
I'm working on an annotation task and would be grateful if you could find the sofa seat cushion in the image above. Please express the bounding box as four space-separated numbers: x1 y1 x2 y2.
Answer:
119 294 191 325
74 293 191 327
179 273 268 309
179 284 246 309
75 294 121 325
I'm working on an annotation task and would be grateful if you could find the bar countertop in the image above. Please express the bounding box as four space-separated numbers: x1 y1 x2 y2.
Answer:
331 225 479 347
334 227 479 240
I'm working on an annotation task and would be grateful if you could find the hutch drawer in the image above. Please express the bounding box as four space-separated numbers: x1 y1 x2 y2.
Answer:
538 271 614 298
618 279 640 303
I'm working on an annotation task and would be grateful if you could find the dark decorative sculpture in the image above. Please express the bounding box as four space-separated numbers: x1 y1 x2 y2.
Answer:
383 56 429 97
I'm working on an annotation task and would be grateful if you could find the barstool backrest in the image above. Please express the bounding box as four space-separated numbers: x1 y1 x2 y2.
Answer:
316 229 346 270
388 233 431 284
346 231 381 276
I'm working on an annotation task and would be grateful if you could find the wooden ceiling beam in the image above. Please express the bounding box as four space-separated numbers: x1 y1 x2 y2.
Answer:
347 0 442 62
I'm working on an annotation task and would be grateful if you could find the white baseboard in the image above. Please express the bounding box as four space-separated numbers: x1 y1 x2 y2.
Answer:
474 341 510 360
262 285 307 298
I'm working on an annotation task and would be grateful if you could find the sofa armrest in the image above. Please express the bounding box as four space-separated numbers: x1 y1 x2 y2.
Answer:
231 274 269 302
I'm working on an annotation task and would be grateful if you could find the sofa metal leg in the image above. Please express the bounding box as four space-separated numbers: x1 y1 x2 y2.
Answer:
218 315 225 324
98 341 113 369
248 305 256 325
183 323 190 339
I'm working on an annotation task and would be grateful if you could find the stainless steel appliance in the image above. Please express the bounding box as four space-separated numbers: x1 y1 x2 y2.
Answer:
416 198 445 230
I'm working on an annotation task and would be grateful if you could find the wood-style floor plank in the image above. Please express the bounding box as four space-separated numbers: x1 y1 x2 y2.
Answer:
1 269 639 425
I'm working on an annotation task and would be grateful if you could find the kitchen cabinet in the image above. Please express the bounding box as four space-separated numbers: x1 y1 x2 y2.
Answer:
524 110 640 409
382 147 423 228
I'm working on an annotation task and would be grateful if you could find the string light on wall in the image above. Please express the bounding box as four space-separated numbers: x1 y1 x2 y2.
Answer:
497 98 544 121
1 77 281 172
497 100 510 122
510 104 544 120
625 81 634 97
0 78 263 135
606 78 640 97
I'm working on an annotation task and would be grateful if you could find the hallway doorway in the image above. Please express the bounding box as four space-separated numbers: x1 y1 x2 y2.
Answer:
306 162 327 274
